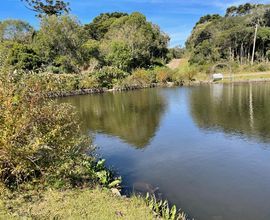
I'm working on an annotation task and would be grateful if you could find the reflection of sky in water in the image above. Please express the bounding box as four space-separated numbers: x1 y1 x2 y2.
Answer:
60 84 270 220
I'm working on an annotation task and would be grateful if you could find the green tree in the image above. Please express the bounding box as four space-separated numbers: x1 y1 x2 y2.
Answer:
187 3 270 65
84 12 128 40
101 12 169 70
167 46 185 60
0 19 34 43
33 15 88 73
6 43 42 71
195 14 221 26
103 41 133 71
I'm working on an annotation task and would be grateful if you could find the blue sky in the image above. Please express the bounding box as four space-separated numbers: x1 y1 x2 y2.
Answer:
1 0 269 46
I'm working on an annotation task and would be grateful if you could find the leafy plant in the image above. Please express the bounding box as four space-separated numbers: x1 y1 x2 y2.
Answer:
94 66 128 88
155 67 172 84
144 193 189 220
6 43 42 71
94 159 121 188
0 73 96 188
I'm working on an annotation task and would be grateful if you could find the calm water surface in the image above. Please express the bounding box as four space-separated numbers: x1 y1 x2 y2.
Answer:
60 83 270 220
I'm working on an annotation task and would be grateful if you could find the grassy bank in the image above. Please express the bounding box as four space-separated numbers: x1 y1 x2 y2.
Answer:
170 58 270 83
0 188 156 220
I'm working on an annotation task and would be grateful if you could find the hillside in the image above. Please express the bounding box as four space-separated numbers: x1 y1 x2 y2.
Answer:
186 3 270 66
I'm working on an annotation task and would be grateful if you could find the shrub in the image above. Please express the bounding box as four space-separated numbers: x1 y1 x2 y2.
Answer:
155 67 172 83
78 74 99 89
256 63 270 72
6 43 42 71
128 69 155 86
94 66 128 88
0 73 95 188
54 55 79 74
172 61 198 82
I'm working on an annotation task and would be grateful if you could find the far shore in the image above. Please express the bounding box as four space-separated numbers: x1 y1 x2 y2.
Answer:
47 73 270 99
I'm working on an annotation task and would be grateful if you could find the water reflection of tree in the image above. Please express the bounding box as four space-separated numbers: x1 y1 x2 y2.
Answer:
61 89 165 148
190 83 270 142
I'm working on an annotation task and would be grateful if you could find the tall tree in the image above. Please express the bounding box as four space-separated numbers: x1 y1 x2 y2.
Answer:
33 15 87 73
0 20 34 43
101 12 169 70
84 12 128 40
21 0 70 17
188 3 270 65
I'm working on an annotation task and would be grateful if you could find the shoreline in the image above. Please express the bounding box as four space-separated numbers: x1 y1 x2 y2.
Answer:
46 83 159 98
46 77 270 98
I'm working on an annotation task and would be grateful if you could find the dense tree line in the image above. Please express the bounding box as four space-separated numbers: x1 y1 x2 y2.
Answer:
0 11 170 74
187 3 270 66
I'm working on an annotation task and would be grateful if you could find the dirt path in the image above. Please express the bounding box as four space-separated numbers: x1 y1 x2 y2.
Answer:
166 59 182 69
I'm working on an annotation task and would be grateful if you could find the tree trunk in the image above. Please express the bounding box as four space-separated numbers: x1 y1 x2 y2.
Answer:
240 43 243 65
251 24 258 65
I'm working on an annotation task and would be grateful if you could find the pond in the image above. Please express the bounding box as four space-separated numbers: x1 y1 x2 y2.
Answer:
59 83 270 220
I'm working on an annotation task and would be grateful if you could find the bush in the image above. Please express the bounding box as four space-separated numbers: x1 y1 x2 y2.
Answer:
54 55 79 74
127 69 155 86
6 43 42 71
94 66 128 88
24 74 79 92
172 61 199 82
78 74 99 89
256 63 270 72
0 73 95 188
155 67 172 83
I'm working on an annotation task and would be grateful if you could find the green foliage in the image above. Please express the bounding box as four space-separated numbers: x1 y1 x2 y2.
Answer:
195 14 221 27
145 193 188 220
6 43 42 71
94 159 121 188
0 73 95 188
78 73 99 89
0 19 34 43
1 11 170 74
188 3 270 66
84 12 128 40
33 15 88 73
225 3 260 17
189 40 219 65
127 69 155 86
0 41 14 69
94 66 128 88
101 12 169 71
103 41 133 71
82 39 101 65
167 46 185 60
155 67 172 83
0 72 124 190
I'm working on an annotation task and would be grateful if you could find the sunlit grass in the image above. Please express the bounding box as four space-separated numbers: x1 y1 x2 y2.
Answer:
0 188 155 220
